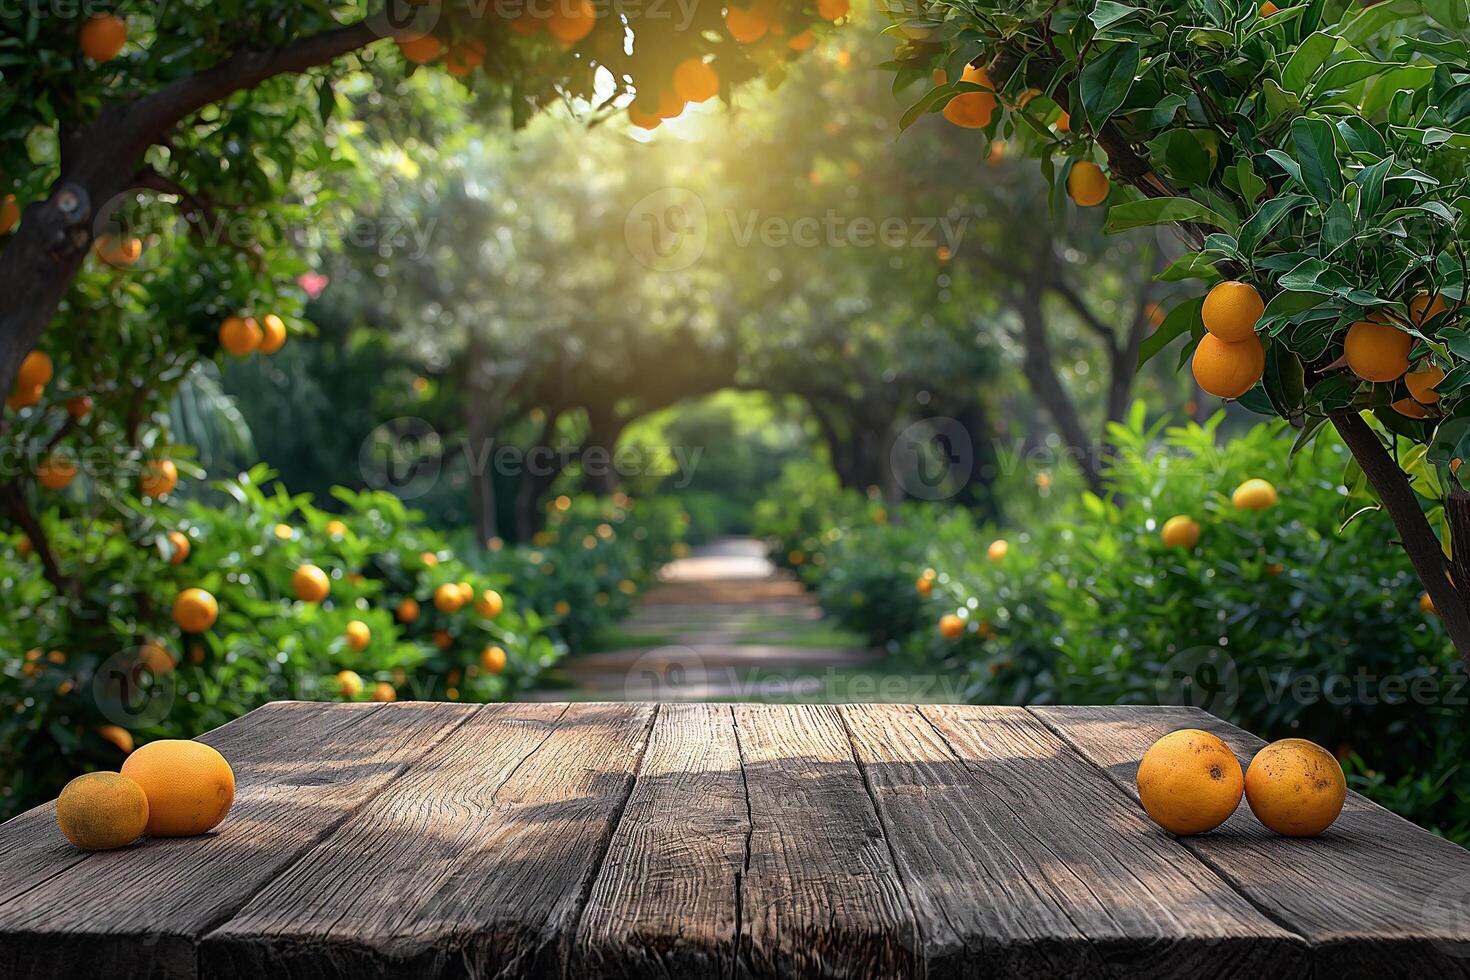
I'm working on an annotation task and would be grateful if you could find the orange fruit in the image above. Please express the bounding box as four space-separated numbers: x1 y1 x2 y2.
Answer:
1392 397 1429 419
942 65 997 129
292 564 331 603
336 670 364 698
475 589 504 618
986 538 1008 561
80 13 127 62
657 89 685 118
0 194 18 234
397 34 443 63
140 459 178 498
258 314 287 354
788 30 815 51
66 395 93 419
1066 161 1110 207
553 599 572 616
480 644 508 673
345 620 371 651
1259 1 1279 15
8 384 43 410
166 530 191 564
372 681 396 702
1136 729 1244 835
939 613 965 639
420 551 440 567
1409 292 1448 326
1160 515 1200 549
56 772 148 850
1344 319 1412 382
121 739 235 836
433 629 453 650
434 582 467 613
137 643 176 675
628 105 662 130
1202 281 1264 343
817 0 849 19
173 588 219 633
726 5 769 43
1405 363 1445 404
673 58 720 103
1231 478 1277 511
97 724 135 755
37 453 78 490
326 519 347 539
396 597 421 624
547 0 597 45
16 350 52 389
1244 738 1346 836
1192 332 1265 398
218 315 262 356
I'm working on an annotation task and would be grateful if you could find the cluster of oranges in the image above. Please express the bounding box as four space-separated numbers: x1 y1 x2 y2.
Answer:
1160 477 1277 551
926 538 1010 640
218 313 289 357
1192 279 1453 408
56 738 235 851
1138 728 1346 837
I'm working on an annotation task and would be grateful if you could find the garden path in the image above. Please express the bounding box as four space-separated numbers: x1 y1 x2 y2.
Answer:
522 538 924 702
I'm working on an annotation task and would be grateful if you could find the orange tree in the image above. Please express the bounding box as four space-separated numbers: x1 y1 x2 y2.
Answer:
886 0 1470 665
0 0 848 391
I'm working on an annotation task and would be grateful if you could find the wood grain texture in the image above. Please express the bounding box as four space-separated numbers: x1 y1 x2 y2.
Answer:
0 700 476 980
1030 704 1470 976
841 704 1308 979
571 703 746 979
201 701 655 980
732 703 920 979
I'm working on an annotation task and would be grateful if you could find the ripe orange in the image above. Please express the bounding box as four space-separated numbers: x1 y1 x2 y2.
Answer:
137 643 176 675
56 772 148 850
1231 478 1277 511
140 459 178 498
219 315 262 356
916 576 933 596
788 31 815 51
553 599 572 616
1344 319 1412 382
547 0 597 45
628 105 661 131
1406 363 1445 404
942 65 997 129
726 5 769 43
166 530 191 565
433 629 453 650
345 620 371 652
16 350 52 389
1259 1 1279 15
8 384 43 410
420 551 440 567
1136 729 1244 835
817 0 850 19
1244 738 1346 836
372 682 397 702
37 453 78 490
121 739 235 836
0 194 18 234
1192 332 1264 398
66 395 93 419
292 564 331 603
1160 515 1200 549
397 34 443 63
336 670 364 698
673 58 720 103
396 597 421 624
1202 281 1264 343
475 589 504 618
1392 397 1429 419
97 724 135 755
987 539 1008 561
173 588 219 633
80 13 127 62
434 582 467 613
1409 292 1448 326
258 314 287 354
1066 161 1110 207
939 613 966 639
480 644 508 673
325 519 347 539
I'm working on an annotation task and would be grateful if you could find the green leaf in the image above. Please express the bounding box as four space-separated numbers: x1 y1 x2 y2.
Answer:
1283 31 1337 95
1353 156 1392 219
1238 194 1313 254
1079 42 1141 130
1147 128 1218 187
1103 197 1235 234
1290 116 1343 203
1314 60 1396 95
1089 1 1142 31
1157 252 1224 283
1139 297 1203 368
1417 0 1470 33
1146 94 1188 129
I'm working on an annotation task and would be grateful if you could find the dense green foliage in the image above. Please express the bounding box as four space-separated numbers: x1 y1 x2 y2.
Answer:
759 411 1470 839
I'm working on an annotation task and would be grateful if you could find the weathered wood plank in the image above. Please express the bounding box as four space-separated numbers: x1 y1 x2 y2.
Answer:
0 700 477 980
846 704 1306 978
201 701 655 980
732 703 920 979
572 703 746 979
1030 704 1470 976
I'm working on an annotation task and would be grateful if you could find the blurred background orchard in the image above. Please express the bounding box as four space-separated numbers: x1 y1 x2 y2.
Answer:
4 3 1467 844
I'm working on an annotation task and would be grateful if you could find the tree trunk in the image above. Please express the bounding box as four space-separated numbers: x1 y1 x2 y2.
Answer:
1331 412 1470 672
580 404 626 497
513 409 565 541
1016 293 1105 495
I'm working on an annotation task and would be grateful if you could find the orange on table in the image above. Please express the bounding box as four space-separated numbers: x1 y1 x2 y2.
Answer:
1136 729 1243 835
56 772 148 850
122 739 235 836
1244 738 1346 836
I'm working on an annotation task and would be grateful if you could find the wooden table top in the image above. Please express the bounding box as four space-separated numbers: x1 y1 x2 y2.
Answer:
3 701 1469 979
